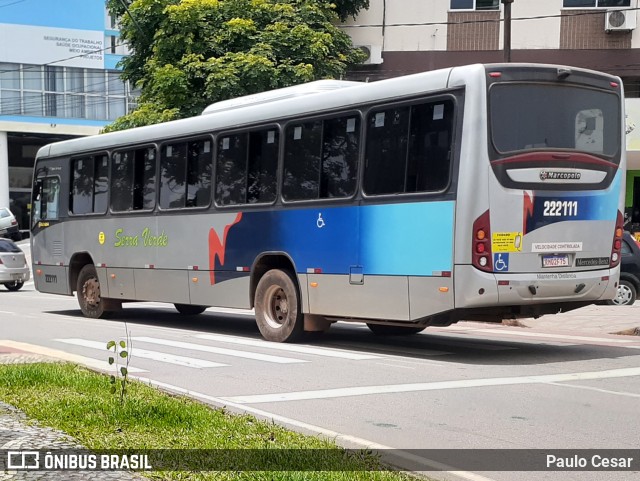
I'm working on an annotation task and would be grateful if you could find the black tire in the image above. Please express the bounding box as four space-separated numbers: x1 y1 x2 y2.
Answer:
174 304 207 315
10 232 22 242
367 323 426 336
607 279 637 306
4 281 24 291
76 264 111 318
255 269 304 342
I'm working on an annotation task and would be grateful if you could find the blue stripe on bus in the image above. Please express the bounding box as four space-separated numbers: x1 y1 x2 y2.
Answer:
223 201 455 277
525 171 621 233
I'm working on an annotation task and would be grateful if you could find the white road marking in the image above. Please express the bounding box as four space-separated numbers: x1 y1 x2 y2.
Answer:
546 382 640 398
0 311 15 314
196 333 380 360
221 366 640 404
0 340 146 373
131 336 307 364
56 338 228 369
130 375 497 481
471 329 635 344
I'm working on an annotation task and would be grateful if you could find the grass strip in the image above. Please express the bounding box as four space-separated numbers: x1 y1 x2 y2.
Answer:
0 362 423 481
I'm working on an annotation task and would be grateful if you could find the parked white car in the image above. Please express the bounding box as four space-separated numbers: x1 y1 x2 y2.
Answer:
0 207 21 241
0 238 30 291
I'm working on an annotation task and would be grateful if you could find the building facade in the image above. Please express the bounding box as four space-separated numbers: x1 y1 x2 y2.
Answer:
0 0 134 230
344 0 640 227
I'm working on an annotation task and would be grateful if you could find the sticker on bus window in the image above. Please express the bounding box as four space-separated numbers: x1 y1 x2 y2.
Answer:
166 145 173 156
77 160 83 169
204 141 211 153
492 232 523 253
294 126 302 140
267 131 275 144
433 104 444 120
222 137 230 150
375 112 385 127
347 118 356 133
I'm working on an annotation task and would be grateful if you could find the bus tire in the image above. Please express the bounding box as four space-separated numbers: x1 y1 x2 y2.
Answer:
174 304 207 315
366 323 426 336
76 264 111 319
255 269 303 343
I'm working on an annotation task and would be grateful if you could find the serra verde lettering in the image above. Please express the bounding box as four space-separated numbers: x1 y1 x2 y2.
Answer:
113 228 168 248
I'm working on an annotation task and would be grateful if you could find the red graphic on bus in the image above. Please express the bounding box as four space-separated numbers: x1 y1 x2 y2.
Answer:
208 213 243 285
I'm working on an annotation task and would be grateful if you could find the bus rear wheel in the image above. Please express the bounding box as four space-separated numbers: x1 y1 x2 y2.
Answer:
255 269 303 343
366 323 426 336
174 304 207 315
76 264 111 319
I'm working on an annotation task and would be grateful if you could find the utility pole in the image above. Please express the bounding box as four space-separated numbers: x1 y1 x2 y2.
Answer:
502 0 514 63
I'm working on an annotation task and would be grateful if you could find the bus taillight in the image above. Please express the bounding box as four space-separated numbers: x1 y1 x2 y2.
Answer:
610 211 624 268
472 210 492 272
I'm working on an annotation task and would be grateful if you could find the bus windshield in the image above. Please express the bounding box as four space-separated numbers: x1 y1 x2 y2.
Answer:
489 83 621 160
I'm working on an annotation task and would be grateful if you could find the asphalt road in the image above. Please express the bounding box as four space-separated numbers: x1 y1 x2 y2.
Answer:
1 241 639 481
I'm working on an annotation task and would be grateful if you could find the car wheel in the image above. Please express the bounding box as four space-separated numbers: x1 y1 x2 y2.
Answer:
174 304 207 315
608 279 637 306
76 264 112 318
366 323 426 336
10 232 22 242
255 269 303 342
4 281 24 291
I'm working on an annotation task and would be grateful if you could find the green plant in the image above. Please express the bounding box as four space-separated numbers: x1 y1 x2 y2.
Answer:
106 330 131 404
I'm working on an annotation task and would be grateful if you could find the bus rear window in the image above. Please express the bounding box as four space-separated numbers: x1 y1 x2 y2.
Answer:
489 84 620 159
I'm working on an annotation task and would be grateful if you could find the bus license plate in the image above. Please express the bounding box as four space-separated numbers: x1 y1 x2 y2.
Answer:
542 255 570 268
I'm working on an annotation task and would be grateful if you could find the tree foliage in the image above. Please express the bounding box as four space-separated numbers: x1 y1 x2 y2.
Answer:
104 0 368 131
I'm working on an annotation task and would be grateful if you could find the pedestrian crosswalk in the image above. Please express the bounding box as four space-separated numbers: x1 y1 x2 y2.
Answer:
53 329 526 372
54 333 384 370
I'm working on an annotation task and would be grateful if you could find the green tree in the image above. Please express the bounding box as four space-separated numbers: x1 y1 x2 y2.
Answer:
104 0 368 132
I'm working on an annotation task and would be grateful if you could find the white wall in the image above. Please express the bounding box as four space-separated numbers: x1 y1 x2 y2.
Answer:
509 0 561 50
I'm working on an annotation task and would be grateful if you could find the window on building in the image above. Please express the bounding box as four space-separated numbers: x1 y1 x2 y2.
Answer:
622 78 640 97
70 154 109 215
364 100 454 196
0 62 134 120
283 115 360 201
215 128 279 206
160 139 212 209
111 148 156 212
450 0 500 10
563 0 631 7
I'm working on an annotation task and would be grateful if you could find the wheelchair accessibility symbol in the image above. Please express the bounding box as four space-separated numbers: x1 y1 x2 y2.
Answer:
493 253 509 272
317 213 325 229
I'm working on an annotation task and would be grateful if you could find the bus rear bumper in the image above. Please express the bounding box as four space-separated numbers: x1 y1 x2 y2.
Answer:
454 264 618 309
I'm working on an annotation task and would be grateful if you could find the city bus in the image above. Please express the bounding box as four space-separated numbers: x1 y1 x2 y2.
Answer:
31 63 626 342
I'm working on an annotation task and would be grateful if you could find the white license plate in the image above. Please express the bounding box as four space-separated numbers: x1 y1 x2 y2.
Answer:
11 274 23 280
542 255 570 268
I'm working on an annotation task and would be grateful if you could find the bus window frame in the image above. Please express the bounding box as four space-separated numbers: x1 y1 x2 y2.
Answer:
280 110 363 206
68 151 110 218
157 134 215 212
360 93 460 202
213 124 281 210
109 143 159 215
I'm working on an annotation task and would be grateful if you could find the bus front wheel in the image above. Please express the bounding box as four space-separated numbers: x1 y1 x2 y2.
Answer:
255 269 303 343
366 323 426 336
76 264 111 319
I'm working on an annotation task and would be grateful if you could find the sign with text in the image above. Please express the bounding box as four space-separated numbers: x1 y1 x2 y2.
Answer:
0 23 104 69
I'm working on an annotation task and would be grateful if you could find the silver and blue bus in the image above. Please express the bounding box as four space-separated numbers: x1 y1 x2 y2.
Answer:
31 63 626 342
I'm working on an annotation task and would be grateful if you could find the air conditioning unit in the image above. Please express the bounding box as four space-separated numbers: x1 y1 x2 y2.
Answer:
605 9 636 32
356 44 383 65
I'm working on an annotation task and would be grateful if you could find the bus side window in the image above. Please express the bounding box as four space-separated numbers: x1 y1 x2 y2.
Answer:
247 129 278 204
39 177 60 220
364 107 409 195
216 134 248 206
283 121 322 201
